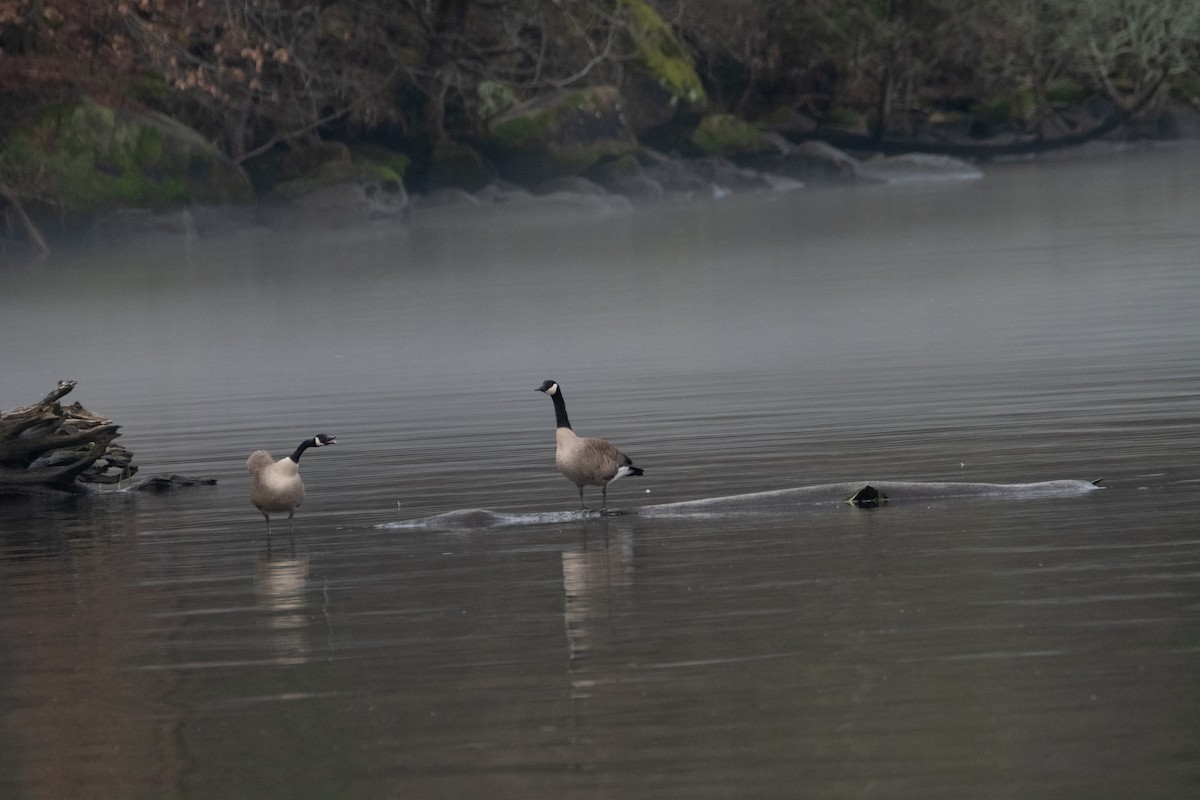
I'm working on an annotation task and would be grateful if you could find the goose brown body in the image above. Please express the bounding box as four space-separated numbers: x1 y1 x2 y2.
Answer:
537 380 643 513
247 434 336 540
248 450 306 516
555 428 637 489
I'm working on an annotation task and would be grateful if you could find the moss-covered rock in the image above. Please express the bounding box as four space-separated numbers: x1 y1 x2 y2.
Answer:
265 152 407 227
352 144 411 183
424 140 494 193
973 89 1037 125
484 85 638 184
821 107 870 134
271 159 401 198
242 141 350 194
689 114 776 158
617 0 706 132
0 97 253 213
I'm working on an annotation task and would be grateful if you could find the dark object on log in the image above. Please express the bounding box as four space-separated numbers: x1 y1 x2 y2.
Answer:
846 485 887 507
0 380 137 494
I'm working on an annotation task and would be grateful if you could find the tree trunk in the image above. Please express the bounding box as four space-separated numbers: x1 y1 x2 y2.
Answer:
0 183 51 257
421 0 471 142
0 381 136 494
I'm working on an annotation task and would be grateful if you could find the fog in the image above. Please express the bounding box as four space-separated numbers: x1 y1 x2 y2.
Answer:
2 143 1199 799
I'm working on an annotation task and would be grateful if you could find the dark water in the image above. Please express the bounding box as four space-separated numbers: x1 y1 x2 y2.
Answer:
2 144 1199 798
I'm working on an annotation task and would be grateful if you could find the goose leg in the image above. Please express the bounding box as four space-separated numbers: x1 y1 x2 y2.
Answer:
577 485 589 512
601 485 609 515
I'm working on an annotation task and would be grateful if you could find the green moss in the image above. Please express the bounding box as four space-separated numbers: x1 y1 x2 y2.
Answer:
689 113 771 156
491 87 620 147
0 97 252 212
618 0 706 107
974 89 1036 123
1169 76 1200 101
485 86 637 182
824 107 865 128
491 114 542 148
351 145 410 182
1044 81 1089 105
136 127 165 167
273 158 405 198
425 141 493 191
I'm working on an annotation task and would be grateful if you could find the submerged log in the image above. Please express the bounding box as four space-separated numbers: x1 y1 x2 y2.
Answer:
0 380 137 494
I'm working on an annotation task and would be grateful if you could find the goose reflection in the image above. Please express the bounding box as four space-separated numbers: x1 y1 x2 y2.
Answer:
561 526 634 698
254 553 311 665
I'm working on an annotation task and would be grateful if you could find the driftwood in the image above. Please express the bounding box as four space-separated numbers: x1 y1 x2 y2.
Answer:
0 380 137 493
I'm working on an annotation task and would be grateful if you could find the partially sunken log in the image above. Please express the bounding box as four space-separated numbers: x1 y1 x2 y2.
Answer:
0 380 137 493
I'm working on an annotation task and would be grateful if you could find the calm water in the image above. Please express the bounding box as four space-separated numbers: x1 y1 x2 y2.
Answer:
2 144 1199 799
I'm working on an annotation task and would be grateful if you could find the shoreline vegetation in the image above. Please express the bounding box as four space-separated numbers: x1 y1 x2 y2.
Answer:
2 1 1198 257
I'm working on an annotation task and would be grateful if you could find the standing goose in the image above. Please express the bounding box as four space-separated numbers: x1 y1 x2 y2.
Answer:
536 380 644 514
247 434 336 541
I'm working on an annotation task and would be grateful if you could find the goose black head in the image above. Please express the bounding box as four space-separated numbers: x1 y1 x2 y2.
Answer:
314 433 337 446
536 380 559 396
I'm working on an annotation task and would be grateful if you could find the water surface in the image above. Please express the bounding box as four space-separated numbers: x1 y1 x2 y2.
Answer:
2 144 1199 799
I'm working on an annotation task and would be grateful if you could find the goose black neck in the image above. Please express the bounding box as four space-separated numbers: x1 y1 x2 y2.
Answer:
289 438 316 463
550 389 572 430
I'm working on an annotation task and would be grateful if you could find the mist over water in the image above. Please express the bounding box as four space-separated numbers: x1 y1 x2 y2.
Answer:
2 144 1199 798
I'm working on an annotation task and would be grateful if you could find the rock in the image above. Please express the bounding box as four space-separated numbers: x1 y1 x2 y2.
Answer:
690 157 774 194
592 148 793 203
263 158 407 228
689 113 779 159
615 0 707 132
123 474 217 492
741 139 861 184
852 153 984 183
94 203 257 241
763 173 805 192
423 140 495 193
757 107 820 137
409 181 632 228
530 190 634 216
96 207 201 239
484 85 639 184
278 141 352 182
474 182 536 205
413 188 481 209
637 149 710 195
0 97 253 215
533 175 608 196
588 155 666 203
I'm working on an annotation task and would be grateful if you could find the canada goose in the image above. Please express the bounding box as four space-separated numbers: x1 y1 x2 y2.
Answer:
247 434 336 541
536 380 643 514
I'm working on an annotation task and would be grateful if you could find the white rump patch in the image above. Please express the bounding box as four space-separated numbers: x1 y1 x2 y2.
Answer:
612 465 637 482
